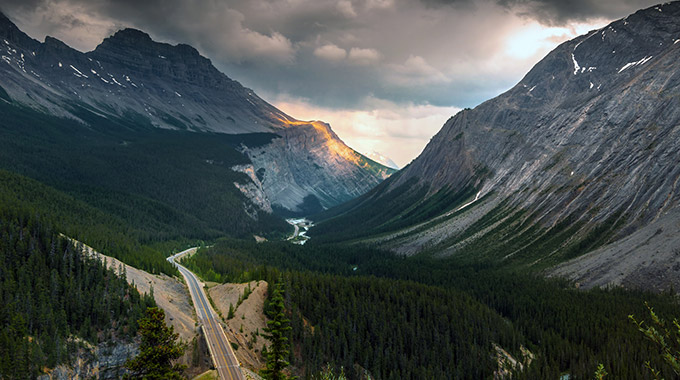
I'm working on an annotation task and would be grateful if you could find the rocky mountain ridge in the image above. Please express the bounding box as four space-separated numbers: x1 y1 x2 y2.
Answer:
0 13 394 213
315 1 680 291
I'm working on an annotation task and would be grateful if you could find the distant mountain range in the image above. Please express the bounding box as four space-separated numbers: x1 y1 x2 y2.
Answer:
313 2 680 292
365 151 400 170
0 13 394 216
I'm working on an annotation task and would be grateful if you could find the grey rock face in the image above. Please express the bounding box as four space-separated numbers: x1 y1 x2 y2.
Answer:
232 164 274 214
550 207 680 293
0 22 285 133
38 342 138 380
377 2 680 290
0 15 393 212
241 120 394 212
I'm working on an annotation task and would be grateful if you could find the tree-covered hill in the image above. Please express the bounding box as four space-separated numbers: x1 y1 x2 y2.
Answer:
0 208 156 378
0 100 291 273
183 239 680 379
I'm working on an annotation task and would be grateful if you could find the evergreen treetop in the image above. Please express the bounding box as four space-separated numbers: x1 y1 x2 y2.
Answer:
262 282 295 380
124 307 186 379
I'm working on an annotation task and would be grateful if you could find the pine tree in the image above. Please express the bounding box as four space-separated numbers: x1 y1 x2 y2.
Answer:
124 307 186 379
262 282 295 380
228 303 235 319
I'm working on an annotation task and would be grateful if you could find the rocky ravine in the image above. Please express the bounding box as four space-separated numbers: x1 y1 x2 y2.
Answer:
325 2 680 291
0 13 394 214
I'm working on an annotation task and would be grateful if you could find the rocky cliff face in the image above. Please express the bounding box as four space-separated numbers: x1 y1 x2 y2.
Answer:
240 119 394 212
395 1 680 225
38 342 138 380
0 16 285 133
317 2 680 290
0 13 393 213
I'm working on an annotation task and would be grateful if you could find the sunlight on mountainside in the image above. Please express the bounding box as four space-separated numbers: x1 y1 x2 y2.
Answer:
275 115 365 167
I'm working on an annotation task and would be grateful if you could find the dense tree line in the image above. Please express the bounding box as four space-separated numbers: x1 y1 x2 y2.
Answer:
0 102 290 274
184 242 523 379
0 208 156 378
0 169 179 275
285 273 522 379
184 238 680 379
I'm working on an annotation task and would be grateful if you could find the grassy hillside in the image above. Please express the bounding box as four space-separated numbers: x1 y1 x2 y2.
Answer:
310 169 629 274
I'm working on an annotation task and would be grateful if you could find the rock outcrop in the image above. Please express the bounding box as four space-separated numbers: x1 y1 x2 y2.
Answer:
232 164 274 216
241 119 394 212
38 342 138 380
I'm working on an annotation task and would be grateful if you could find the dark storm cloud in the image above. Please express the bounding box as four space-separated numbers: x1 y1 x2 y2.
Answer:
499 0 664 25
0 0 42 11
0 0 665 164
425 0 662 25
0 0 662 111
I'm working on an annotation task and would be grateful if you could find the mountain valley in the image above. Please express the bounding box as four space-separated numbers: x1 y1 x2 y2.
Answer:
312 1 680 292
1 2 680 380
0 13 394 218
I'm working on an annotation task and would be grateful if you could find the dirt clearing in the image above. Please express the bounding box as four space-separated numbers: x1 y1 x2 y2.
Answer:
208 280 269 372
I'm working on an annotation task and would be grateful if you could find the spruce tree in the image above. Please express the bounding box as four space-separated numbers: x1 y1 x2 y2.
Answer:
228 303 235 319
124 307 186 379
262 282 295 380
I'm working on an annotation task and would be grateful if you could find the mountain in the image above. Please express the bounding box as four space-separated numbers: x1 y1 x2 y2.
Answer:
365 151 400 169
312 2 680 291
0 13 394 215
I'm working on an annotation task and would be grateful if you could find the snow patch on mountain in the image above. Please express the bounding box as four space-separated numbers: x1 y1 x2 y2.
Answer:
618 56 653 73
364 151 400 169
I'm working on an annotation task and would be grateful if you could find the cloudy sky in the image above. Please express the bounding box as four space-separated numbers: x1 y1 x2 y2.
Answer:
0 0 662 166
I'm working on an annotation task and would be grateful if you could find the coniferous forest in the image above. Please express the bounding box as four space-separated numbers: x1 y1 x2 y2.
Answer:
0 208 156 379
0 101 291 275
183 238 680 379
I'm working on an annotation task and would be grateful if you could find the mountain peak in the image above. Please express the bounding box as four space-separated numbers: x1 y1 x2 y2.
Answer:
0 11 40 50
108 28 153 44
365 151 400 170
0 11 10 25
0 11 15 36
93 27 202 62
43 35 76 51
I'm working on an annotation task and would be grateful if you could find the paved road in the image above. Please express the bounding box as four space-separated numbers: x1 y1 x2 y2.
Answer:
168 248 244 380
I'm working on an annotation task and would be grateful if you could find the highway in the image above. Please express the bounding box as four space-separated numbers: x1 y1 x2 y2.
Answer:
168 248 245 380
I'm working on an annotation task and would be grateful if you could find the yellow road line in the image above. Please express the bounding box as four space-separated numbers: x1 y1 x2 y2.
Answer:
173 255 243 380
195 272 235 380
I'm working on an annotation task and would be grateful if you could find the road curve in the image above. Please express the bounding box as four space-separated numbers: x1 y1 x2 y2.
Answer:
168 248 245 380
